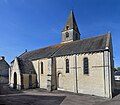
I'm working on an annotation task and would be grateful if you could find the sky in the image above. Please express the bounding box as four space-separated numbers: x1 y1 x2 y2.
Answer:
0 0 120 67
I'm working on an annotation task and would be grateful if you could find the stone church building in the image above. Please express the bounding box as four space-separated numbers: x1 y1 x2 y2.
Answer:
9 11 114 98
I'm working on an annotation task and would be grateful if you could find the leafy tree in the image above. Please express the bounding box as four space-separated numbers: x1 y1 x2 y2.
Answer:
114 68 118 72
117 67 120 71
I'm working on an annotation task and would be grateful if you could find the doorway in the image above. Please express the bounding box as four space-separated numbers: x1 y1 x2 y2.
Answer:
57 73 64 90
29 75 32 89
13 72 17 89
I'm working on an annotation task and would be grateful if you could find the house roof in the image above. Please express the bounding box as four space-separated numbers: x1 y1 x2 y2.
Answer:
0 59 9 76
16 33 111 74
20 33 110 60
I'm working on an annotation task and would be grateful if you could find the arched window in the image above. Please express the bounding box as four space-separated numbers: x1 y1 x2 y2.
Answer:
83 57 89 74
76 33 78 39
41 62 43 74
66 32 69 38
66 59 69 73
66 26 69 30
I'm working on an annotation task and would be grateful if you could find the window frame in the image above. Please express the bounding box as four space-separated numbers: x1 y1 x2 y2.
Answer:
83 57 89 75
41 62 43 74
66 59 69 73
65 32 69 38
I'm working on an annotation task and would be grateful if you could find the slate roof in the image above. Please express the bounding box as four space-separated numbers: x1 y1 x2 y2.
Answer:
62 10 80 33
0 59 9 77
16 33 110 74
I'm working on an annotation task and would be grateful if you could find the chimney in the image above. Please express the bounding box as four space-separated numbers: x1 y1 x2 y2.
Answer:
0 56 5 60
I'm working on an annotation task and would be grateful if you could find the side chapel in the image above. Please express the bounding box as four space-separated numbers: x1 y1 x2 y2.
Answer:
9 11 114 98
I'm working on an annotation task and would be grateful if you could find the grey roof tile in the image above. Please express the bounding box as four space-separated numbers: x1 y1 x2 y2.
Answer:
17 33 110 74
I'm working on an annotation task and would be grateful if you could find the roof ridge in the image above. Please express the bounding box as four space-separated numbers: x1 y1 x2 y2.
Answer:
57 33 109 45
81 33 108 41
21 33 108 56
105 32 111 48
18 50 28 58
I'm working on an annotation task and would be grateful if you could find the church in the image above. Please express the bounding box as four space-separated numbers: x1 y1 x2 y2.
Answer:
9 11 114 98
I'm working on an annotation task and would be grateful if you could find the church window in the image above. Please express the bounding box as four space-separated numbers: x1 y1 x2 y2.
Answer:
66 59 69 73
66 32 69 38
41 62 43 74
83 57 89 74
76 33 78 39
66 26 69 30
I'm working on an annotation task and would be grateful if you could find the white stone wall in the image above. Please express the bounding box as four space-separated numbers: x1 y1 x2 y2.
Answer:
9 58 21 90
77 53 105 97
32 58 48 89
56 52 113 98
32 60 40 87
32 51 113 98
56 55 75 92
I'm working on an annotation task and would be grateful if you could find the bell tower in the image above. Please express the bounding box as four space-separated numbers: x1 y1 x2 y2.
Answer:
61 10 80 43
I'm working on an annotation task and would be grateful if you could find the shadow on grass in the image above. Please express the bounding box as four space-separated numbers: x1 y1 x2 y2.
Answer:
0 95 66 105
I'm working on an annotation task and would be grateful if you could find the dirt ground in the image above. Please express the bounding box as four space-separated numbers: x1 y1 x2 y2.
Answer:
0 85 120 105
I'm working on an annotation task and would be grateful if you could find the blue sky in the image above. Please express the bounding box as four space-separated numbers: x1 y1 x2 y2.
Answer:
0 0 120 67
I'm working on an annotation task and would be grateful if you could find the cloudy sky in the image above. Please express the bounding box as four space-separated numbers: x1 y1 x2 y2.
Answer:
0 0 120 67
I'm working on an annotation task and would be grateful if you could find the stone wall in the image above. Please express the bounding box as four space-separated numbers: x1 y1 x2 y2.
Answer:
56 52 113 98
9 58 21 90
32 58 48 89
0 56 9 84
22 74 36 89
32 51 113 98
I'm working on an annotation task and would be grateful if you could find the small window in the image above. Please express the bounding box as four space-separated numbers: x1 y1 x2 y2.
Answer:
66 32 69 38
66 26 69 30
66 59 69 73
76 33 78 39
41 62 43 74
83 57 89 74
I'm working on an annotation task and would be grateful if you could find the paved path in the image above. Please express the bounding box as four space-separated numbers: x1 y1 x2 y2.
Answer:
1 86 120 105
95 94 120 105
0 89 107 105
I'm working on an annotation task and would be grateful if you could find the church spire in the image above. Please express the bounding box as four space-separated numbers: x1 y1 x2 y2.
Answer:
61 10 80 43
62 10 80 33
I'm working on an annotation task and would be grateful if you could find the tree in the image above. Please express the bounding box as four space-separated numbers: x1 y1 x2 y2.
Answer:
117 67 120 71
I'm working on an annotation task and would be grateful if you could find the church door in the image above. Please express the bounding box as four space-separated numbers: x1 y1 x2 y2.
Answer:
58 73 64 90
29 75 32 89
13 72 17 89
